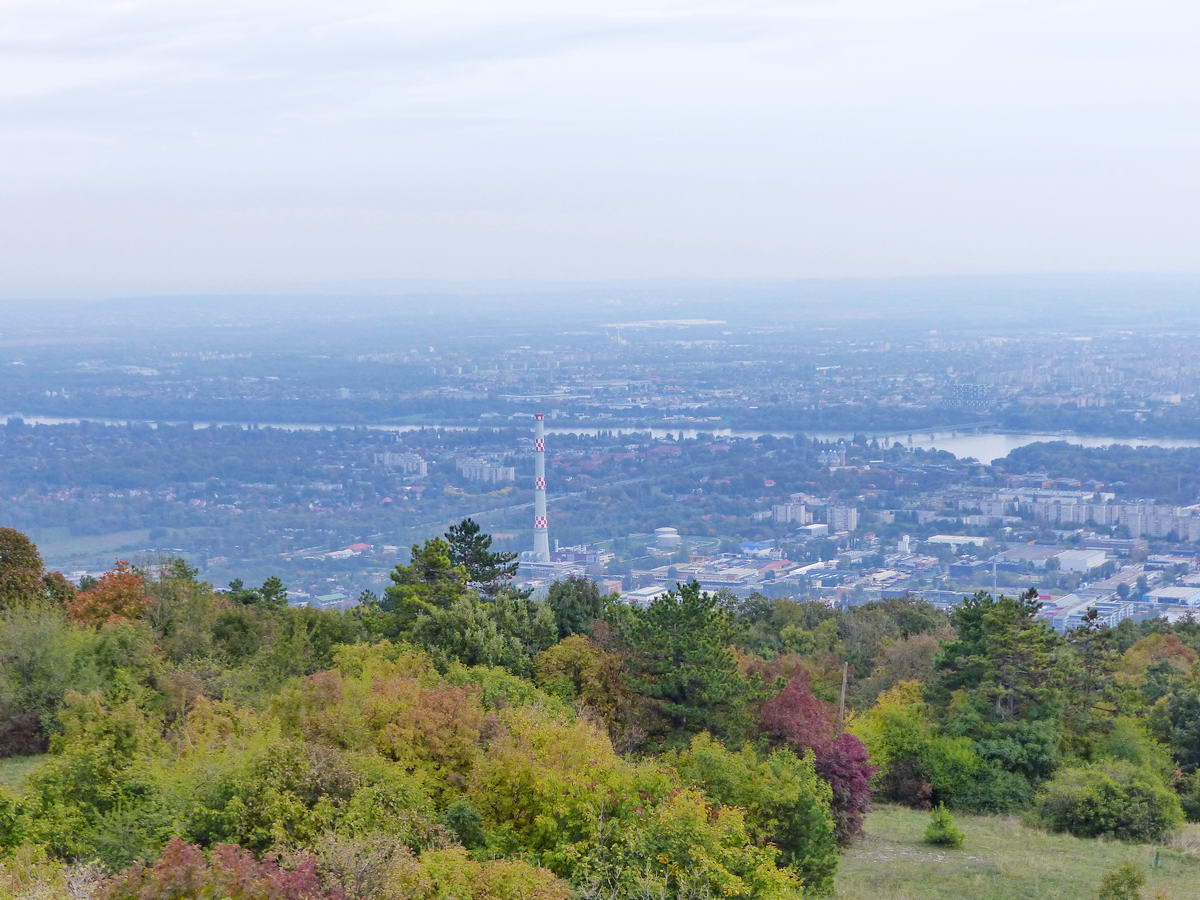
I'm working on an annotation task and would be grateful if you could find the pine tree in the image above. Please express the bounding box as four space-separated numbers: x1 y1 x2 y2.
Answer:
931 589 1068 784
547 576 609 638
933 589 1065 722
620 580 758 745
923 803 964 848
259 576 288 610
225 576 288 609
379 538 472 635
445 519 518 597
1061 607 1120 754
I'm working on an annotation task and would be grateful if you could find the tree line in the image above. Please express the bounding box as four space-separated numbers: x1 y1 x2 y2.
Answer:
1 520 1200 897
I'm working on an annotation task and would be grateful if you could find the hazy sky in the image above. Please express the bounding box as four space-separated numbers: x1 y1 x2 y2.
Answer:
2 0 1198 297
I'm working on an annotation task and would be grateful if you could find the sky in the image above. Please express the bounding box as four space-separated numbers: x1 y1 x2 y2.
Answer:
1 0 1198 298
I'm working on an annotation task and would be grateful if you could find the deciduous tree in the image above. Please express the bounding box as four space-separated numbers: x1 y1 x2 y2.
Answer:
67 562 148 627
761 673 875 841
0 529 46 608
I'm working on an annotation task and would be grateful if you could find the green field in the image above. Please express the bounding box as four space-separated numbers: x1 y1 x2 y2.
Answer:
837 805 1200 899
0 755 44 792
30 526 155 560
30 526 215 567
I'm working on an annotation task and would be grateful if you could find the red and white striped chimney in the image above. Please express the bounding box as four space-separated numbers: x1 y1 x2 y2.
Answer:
532 413 550 562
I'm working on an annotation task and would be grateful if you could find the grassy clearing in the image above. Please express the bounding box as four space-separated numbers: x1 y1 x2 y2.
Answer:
33 526 215 566
836 805 1200 899
0 756 45 792
33 527 155 560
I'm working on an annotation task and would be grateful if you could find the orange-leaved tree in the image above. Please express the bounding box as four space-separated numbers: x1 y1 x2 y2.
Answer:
67 561 148 627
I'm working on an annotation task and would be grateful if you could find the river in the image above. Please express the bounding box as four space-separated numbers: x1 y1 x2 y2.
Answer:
5 412 1200 462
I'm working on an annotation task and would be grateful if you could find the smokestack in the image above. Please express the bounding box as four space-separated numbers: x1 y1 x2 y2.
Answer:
532 413 550 562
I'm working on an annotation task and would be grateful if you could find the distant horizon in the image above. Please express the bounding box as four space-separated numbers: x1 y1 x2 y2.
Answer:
5 270 1200 305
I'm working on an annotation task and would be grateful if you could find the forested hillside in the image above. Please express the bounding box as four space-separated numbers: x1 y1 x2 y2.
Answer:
1 523 1199 898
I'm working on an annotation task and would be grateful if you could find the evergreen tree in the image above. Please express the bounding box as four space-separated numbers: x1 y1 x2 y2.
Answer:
933 589 1065 723
164 558 200 582
546 576 609 638
923 803 964 848
445 519 518 597
1061 608 1120 755
931 590 1068 785
379 538 471 634
1155 687 1200 772
619 580 758 745
259 576 288 610
225 576 288 610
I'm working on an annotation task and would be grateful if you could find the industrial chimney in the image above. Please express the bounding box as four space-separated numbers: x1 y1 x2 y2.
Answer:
532 413 551 562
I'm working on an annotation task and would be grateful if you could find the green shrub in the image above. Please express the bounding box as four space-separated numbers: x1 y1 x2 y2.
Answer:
850 685 1029 814
0 787 24 851
0 844 103 898
20 692 168 862
973 719 1061 784
1034 760 1183 843
951 764 1032 814
923 803 963 848
1098 718 1173 777
1096 861 1145 900
440 799 485 850
922 735 980 805
667 734 839 893
1178 769 1200 823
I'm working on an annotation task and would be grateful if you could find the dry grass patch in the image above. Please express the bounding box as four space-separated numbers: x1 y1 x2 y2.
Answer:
837 805 1200 900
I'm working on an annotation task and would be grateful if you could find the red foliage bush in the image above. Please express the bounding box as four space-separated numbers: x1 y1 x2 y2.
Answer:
102 837 344 900
759 672 838 750
760 674 876 842
814 732 875 841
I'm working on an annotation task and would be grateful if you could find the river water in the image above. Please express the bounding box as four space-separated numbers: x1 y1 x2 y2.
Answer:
6 413 1200 462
